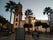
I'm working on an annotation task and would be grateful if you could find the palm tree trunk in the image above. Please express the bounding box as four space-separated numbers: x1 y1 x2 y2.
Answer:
9 11 12 33
48 13 52 33
10 11 12 24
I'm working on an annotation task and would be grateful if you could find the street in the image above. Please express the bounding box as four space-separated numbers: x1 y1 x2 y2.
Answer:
0 33 15 40
0 33 53 40
25 34 53 40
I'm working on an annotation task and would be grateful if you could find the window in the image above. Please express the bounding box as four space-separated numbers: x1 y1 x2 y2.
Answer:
34 17 35 19
16 23 17 26
16 18 18 21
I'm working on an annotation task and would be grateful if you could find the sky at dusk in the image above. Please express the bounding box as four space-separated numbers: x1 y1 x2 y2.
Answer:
0 0 53 24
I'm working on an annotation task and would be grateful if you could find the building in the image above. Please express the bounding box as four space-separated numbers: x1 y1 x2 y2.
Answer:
13 2 50 32
13 2 23 28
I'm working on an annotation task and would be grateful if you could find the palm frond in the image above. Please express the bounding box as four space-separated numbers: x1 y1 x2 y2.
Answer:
9 1 16 6
43 7 52 15
5 8 9 11
6 3 10 6
43 12 45 15
25 9 33 16
25 11 28 16
5 1 16 13
5 5 10 8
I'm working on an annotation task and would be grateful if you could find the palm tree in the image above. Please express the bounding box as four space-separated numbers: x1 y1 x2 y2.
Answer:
25 9 33 17
43 7 52 22
5 1 16 33
25 9 33 23
25 9 33 33
43 7 53 33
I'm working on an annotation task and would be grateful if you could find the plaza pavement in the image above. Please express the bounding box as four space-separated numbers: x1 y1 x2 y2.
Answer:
0 33 53 40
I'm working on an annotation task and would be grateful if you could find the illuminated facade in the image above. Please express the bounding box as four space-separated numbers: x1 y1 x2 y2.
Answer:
13 2 50 32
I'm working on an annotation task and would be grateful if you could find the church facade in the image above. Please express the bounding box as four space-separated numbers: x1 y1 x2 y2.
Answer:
13 2 50 32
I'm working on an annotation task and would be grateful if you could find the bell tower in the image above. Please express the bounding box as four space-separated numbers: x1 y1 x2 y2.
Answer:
13 2 23 28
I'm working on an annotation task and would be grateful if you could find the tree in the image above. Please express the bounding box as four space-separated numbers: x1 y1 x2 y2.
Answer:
43 7 52 14
24 9 33 33
5 1 16 23
25 9 33 33
24 23 32 28
0 15 10 32
41 23 49 33
0 15 7 25
23 23 32 33
25 9 33 17
34 21 41 31
25 9 33 23
5 1 16 33
43 7 52 22
43 7 53 33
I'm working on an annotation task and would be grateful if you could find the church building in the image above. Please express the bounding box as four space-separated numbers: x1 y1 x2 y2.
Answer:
13 2 50 32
